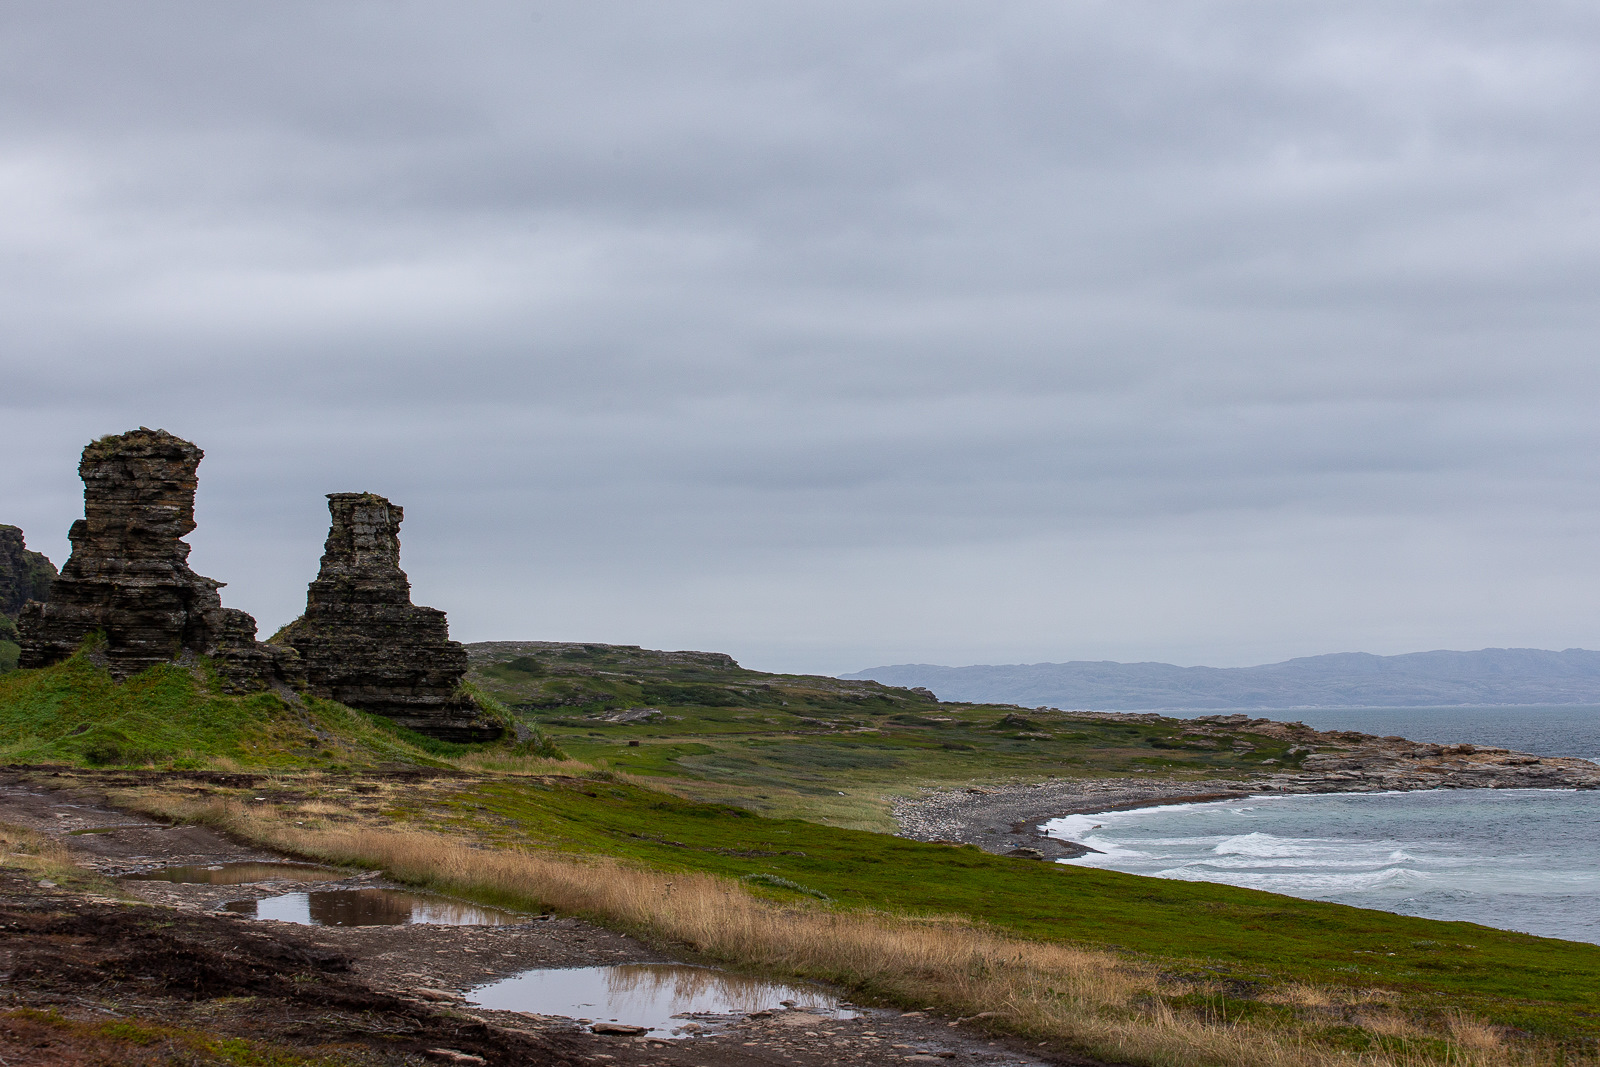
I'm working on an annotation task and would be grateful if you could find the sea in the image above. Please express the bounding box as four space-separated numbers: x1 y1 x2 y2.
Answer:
1045 789 1600 944
1047 706 1600 943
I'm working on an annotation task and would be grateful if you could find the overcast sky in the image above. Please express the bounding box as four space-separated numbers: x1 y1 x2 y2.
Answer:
6 1 1600 674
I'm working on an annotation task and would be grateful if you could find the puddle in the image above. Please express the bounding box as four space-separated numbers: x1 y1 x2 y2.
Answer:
123 862 341 884
466 964 858 1037
222 888 527 927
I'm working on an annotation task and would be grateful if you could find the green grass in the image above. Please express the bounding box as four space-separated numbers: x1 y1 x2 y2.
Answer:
390 771 1600 1041
0 653 462 769
466 640 1316 827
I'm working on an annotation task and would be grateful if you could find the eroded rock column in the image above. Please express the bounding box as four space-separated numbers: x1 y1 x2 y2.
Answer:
277 493 502 741
0 525 56 621
16 428 299 691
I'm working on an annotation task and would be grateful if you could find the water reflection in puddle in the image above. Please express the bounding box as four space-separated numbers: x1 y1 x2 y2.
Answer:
124 862 341 885
222 888 526 927
467 964 858 1037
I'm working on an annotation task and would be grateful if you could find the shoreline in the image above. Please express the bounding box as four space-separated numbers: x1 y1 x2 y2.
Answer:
891 751 1600 858
891 777 1265 858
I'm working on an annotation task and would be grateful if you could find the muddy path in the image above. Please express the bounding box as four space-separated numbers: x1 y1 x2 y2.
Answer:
0 774 1091 1067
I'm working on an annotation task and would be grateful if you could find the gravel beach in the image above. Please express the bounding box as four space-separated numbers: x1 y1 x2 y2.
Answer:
890 777 1257 858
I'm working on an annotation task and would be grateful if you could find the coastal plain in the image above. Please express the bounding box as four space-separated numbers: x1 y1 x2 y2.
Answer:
1 641 1598 1066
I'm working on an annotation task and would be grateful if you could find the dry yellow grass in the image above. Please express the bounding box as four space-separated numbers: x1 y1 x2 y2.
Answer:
1262 985 1339 1010
119 793 1585 1067
1448 1014 1511 1053
449 751 593 775
0 820 119 895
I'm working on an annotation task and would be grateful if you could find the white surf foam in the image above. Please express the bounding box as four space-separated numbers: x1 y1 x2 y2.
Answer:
1049 789 1600 943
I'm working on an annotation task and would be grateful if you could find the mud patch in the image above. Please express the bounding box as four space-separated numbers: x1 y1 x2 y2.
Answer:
0 877 580 1065
122 860 342 884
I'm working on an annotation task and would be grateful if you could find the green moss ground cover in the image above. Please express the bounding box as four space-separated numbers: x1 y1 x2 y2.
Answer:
466 641 1316 827
0 654 453 769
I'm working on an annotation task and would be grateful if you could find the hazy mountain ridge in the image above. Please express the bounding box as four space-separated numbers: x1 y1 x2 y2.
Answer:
842 648 1600 709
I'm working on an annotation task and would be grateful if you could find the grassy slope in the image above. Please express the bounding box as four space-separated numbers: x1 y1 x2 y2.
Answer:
465 641 1318 829
0 654 457 769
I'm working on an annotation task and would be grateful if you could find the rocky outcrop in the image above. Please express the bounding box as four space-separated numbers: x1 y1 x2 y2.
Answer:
0 526 55 670
1260 741 1600 793
15 429 300 692
0 526 57 620
276 493 503 742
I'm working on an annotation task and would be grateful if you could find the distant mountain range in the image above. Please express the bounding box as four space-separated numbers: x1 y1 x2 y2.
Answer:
841 648 1600 710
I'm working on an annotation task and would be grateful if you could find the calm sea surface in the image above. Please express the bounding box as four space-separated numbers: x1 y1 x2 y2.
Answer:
1045 789 1600 944
1169 704 1600 762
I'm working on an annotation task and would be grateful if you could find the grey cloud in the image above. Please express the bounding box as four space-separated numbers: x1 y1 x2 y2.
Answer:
5 1 1600 672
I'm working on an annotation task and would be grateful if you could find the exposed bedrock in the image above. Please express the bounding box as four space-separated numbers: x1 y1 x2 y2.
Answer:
15 428 301 693
276 492 503 742
0 525 57 621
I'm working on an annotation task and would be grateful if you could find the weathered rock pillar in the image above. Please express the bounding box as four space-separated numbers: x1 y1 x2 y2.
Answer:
16 428 300 691
277 493 502 741
0 525 56 620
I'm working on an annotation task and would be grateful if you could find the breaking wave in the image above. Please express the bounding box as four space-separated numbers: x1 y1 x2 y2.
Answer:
1044 788 1600 944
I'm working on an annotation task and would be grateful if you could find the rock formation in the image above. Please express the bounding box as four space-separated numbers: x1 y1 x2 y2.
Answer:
0 525 57 620
276 493 503 742
15 428 300 692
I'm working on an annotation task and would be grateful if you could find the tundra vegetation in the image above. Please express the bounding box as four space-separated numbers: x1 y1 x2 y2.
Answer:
464 641 1316 829
1 642 1598 1067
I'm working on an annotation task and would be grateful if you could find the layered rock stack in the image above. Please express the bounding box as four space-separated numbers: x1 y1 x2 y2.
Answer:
15 428 300 691
0 525 57 620
276 493 503 742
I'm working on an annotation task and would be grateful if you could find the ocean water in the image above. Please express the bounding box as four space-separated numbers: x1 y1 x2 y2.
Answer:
1045 789 1600 944
1169 704 1600 762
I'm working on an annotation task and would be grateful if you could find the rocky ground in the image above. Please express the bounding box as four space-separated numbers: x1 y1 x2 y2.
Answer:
0 774 1089 1067
890 778 1256 857
893 715 1600 856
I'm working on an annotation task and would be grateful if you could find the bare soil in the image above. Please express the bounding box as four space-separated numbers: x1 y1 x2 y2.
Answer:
0 773 1093 1067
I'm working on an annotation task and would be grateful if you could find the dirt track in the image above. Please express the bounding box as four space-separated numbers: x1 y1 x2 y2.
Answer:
0 773 1090 1067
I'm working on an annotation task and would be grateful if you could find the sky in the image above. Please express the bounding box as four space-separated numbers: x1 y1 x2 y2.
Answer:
5 1 1600 675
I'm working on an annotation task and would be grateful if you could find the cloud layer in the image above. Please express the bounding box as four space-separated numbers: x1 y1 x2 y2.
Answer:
5 1 1600 673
